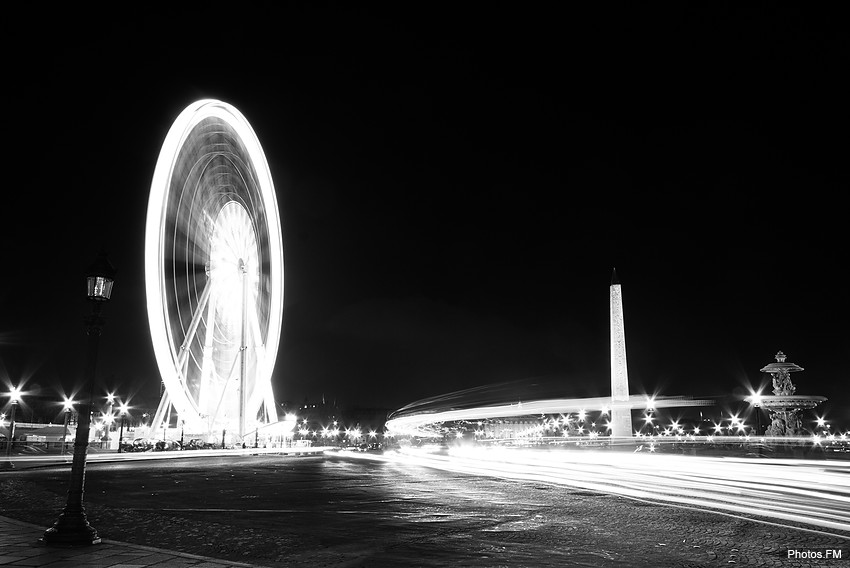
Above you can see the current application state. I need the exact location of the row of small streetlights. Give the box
[294,419,385,443]
[2,389,134,455]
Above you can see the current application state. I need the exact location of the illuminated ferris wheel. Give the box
[145,99,284,440]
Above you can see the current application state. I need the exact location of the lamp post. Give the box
[745,391,764,435]
[102,412,114,449]
[4,386,22,460]
[43,251,116,546]
[117,403,128,453]
[754,400,762,436]
[61,397,75,456]
[105,393,115,448]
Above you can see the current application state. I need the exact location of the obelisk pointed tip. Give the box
[611,267,619,286]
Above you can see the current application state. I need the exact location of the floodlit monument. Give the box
[144,100,286,444]
[752,351,826,437]
[609,269,634,438]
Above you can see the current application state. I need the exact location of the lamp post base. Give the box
[42,511,101,546]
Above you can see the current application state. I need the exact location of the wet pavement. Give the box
[1,451,848,567]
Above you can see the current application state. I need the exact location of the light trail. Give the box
[346,447,850,536]
[385,394,713,436]
[0,445,330,470]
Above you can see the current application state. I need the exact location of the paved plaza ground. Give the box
[1,452,848,567]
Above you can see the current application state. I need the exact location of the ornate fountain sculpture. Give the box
[749,351,826,437]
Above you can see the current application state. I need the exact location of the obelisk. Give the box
[609,268,633,438]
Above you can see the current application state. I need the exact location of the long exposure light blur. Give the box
[145,99,284,436]
[349,446,850,535]
[385,395,712,437]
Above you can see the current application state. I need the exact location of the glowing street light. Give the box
[103,392,116,444]
[61,397,75,456]
[43,251,116,546]
[4,386,23,460]
[117,403,129,453]
[746,390,764,435]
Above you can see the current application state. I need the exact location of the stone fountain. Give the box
[747,351,826,437]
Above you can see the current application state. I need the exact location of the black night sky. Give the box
[3,6,848,426]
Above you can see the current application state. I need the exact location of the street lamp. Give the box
[105,393,115,445]
[102,412,114,448]
[747,391,763,435]
[117,403,129,453]
[62,397,75,456]
[43,250,116,546]
[4,386,22,459]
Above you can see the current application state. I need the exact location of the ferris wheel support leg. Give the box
[150,390,172,435]
[239,262,249,440]
[245,297,277,425]
[175,279,212,372]
[160,281,210,424]
[264,381,278,423]
[197,290,218,417]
